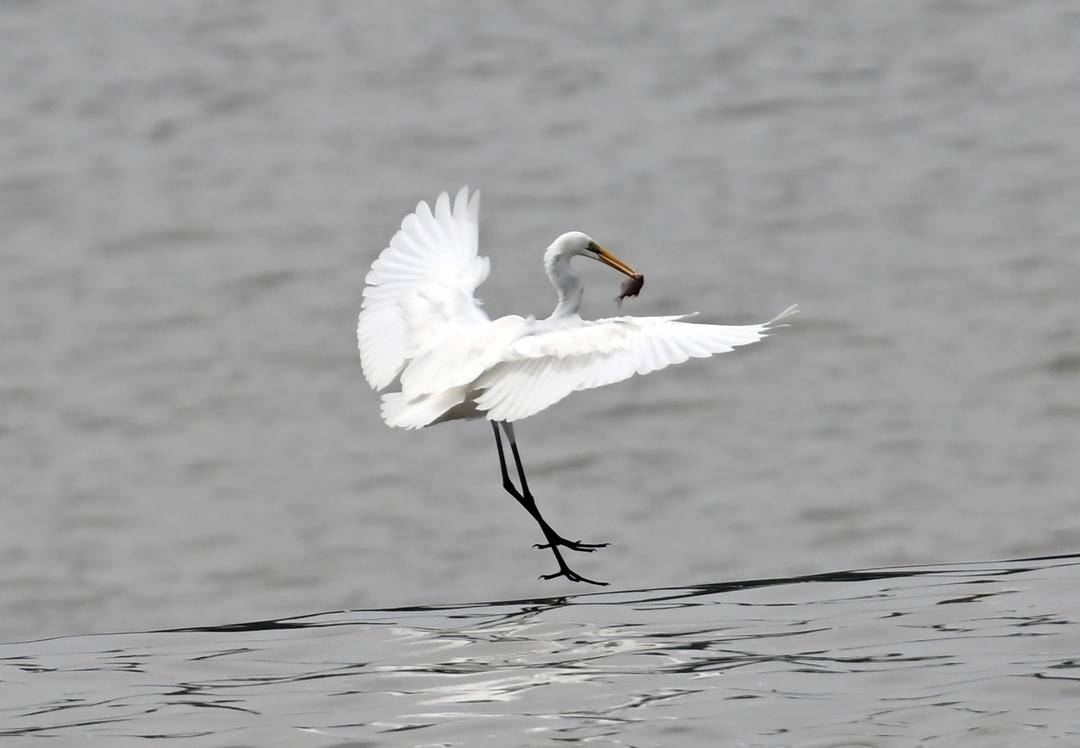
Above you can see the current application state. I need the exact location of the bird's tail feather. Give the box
[380,387,468,429]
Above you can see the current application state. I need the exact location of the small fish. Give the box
[616,273,644,306]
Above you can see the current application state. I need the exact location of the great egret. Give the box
[358,187,796,585]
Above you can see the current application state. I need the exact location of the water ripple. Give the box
[1,554,1078,745]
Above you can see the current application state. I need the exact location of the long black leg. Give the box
[492,422,607,586]
[499,421,609,553]
[503,424,609,553]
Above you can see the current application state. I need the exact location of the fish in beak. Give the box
[587,240,645,305]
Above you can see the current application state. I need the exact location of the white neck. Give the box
[545,253,583,319]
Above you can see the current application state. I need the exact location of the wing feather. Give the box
[358,187,490,390]
[474,308,797,422]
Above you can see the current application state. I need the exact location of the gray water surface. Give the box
[2,0,1078,652]
[3,554,1078,746]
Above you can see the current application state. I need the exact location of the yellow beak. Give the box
[589,241,639,278]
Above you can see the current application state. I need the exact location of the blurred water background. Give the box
[1,0,1078,661]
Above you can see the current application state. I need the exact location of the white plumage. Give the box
[358,186,796,429]
[356,186,796,586]
[357,187,490,392]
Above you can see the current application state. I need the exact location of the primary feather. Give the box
[357,186,489,390]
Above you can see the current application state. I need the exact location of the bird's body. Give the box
[359,187,795,430]
[358,187,796,584]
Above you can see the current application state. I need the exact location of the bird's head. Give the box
[545,231,639,279]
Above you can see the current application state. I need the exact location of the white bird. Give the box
[358,187,796,585]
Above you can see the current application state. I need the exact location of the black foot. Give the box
[534,537,610,553]
[540,565,609,586]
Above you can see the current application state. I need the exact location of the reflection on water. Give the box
[3,553,1078,745]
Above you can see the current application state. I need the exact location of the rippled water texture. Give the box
[3,554,1079,745]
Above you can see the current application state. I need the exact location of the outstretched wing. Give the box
[358,187,490,390]
[473,305,798,422]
